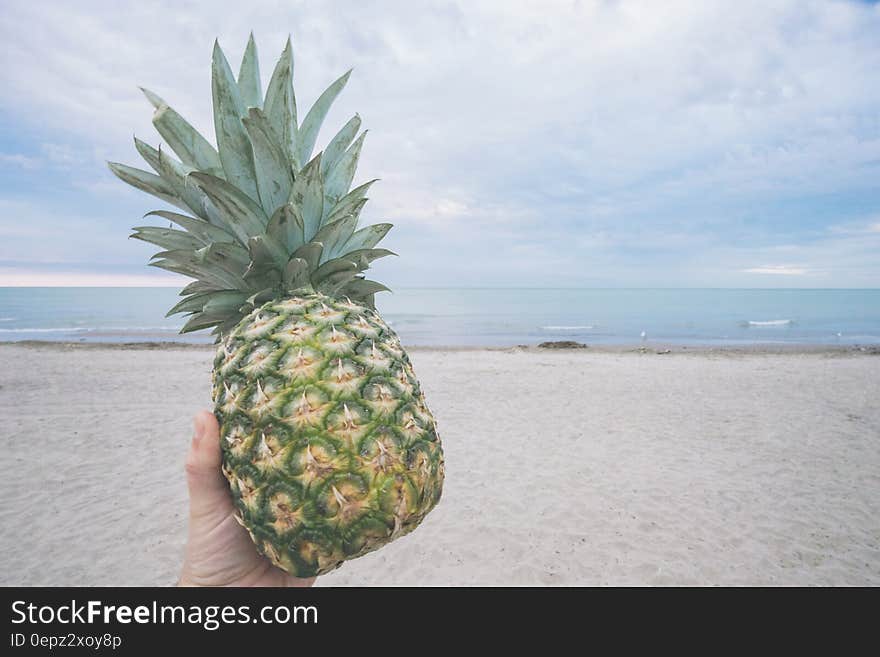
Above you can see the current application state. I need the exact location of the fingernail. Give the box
[192,415,206,444]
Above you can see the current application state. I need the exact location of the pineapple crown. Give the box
[109,34,393,338]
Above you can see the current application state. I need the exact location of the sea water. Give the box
[0,287,878,346]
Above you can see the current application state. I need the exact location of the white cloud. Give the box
[0,143,96,172]
[41,142,89,168]
[1,0,879,286]
[0,153,40,169]
[5,1,879,185]
[742,265,809,275]
[828,216,880,236]
[0,268,182,287]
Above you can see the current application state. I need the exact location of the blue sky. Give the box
[1,0,879,288]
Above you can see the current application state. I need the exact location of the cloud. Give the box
[0,267,181,287]
[0,0,879,287]
[0,153,40,170]
[742,265,809,275]
[41,143,89,168]
[0,143,95,172]
[828,216,880,235]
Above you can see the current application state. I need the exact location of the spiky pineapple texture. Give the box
[216,294,443,576]
[110,35,444,577]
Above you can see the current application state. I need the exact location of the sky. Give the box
[1,0,879,288]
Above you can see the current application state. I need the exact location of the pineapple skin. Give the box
[212,293,444,577]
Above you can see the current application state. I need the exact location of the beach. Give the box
[1,342,878,586]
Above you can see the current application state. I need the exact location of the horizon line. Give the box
[2,285,879,291]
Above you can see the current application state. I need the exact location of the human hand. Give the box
[178,411,315,587]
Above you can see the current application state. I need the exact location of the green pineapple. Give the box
[109,35,444,577]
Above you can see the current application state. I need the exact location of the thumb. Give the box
[185,410,233,519]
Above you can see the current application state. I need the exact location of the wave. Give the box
[0,317,16,322]
[541,325,594,331]
[0,327,83,333]
[0,325,182,334]
[743,319,794,327]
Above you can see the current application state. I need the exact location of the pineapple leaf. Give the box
[107,162,187,211]
[343,248,396,270]
[187,172,269,245]
[289,154,324,242]
[296,69,352,167]
[154,244,246,279]
[140,87,166,109]
[118,37,393,316]
[313,214,358,262]
[202,198,236,233]
[291,242,323,272]
[166,290,246,317]
[338,278,391,298]
[243,262,282,289]
[324,131,366,209]
[180,280,223,296]
[155,148,210,221]
[263,37,298,169]
[205,242,251,270]
[167,293,214,316]
[180,310,227,333]
[342,222,392,252]
[213,313,248,337]
[321,114,361,179]
[245,287,278,306]
[203,291,250,314]
[133,136,165,170]
[242,107,293,216]
[237,32,262,109]
[248,234,289,269]
[324,179,377,225]
[131,226,204,251]
[150,258,245,291]
[267,203,305,253]
[316,270,360,295]
[145,210,237,245]
[283,256,310,290]
[212,40,259,202]
[134,138,208,220]
[325,198,367,230]
[140,88,224,177]
[154,245,247,280]
[312,257,357,285]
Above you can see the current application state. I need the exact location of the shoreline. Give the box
[2,340,879,356]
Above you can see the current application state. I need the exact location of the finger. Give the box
[185,410,233,518]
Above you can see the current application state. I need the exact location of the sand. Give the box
[0,342,878,586]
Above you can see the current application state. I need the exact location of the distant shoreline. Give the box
[3,288,879,347]
[2,340,878,356]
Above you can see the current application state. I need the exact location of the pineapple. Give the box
[109,35,444,577]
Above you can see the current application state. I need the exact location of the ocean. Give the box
[0,287,878,346]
